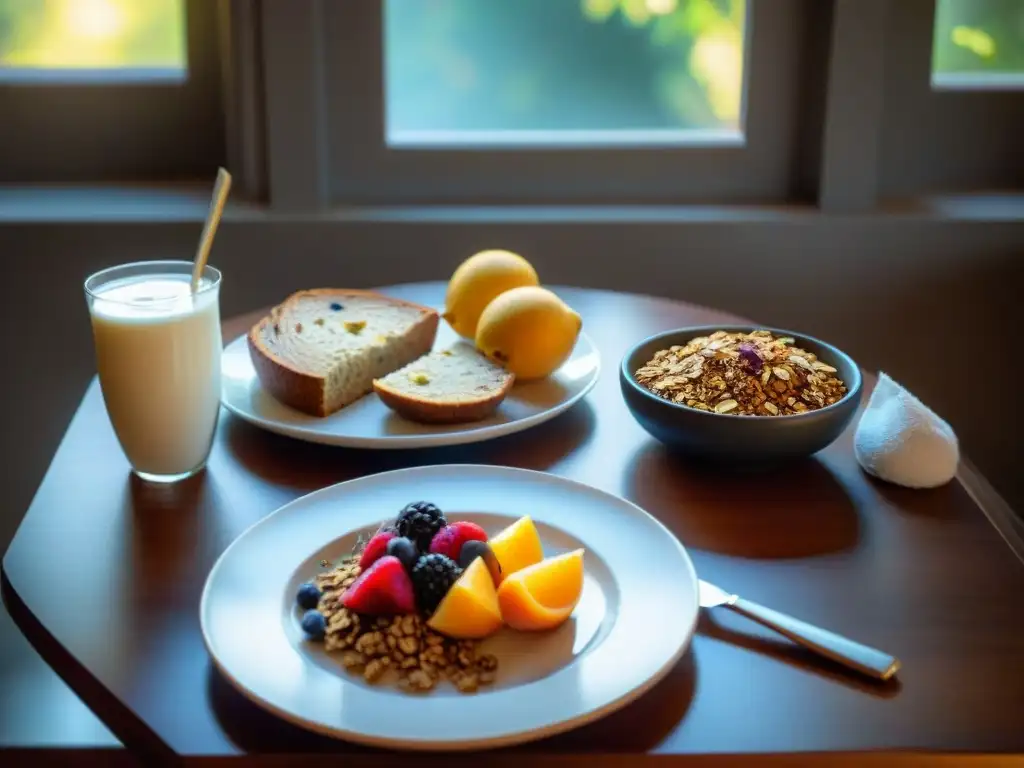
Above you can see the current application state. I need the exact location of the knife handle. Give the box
[728,598,900,681]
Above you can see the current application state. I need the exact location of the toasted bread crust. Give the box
[247,289,440,417]
[372,372,514,424]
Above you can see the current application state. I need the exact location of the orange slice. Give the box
[496,549,584,631]
[427,557,503,639]
[488,515,544,584]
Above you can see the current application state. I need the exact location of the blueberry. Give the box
[295,581,321,610]
[329,302,343,311]
[386,536,418,571]
[458,540,490,570]
[301,609,327,640]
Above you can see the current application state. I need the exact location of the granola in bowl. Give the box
[633,329,848,416]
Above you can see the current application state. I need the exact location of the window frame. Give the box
[6,0,1017,211]
[0,0,225,184]
[308,0,813,206]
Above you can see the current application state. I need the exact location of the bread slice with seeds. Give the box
[248,289,439,417]
[373,343,514,424]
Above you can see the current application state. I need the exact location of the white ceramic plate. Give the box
[200,464,699,751]
[220,318,600,449]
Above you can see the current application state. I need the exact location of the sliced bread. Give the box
[248,289,439,417]
[373,343,515,424]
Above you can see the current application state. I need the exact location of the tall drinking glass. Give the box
[84,260,223,483]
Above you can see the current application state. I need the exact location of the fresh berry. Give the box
[301,609,327,639]
[395,501,447,550]
[341,555,416,615]
[386,536,418,571]
[458,539,502,578]
[429,521,488,562]
[358,530,397,570]
[411,553,462,615]
[295,582,322,610]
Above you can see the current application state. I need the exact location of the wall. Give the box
[1,212,1021,553]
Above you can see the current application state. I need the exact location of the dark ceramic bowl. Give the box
[620,325,863,462]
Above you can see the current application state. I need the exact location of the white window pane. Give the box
[932,0,1024,88]
[384,0,746,146]
[0,0,185,82]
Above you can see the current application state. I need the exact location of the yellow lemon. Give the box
[443,249,539,340]
[475,286,582,380]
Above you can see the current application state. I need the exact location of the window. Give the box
[320,0,811,205]
[0,0,223,183]
[0,0,186,82]
[932,0,1024,88]
[383,0,745,146]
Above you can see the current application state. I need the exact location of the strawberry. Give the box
[341,556,415,615]
[428,521,488,562]
[358,530,396,570]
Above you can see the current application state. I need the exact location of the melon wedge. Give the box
[488,515,543,584]
[497,548,584,631]
[427,557,503,639]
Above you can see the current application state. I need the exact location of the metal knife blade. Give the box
[698,579,737,608]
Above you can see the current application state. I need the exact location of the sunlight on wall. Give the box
[0,0,184,69]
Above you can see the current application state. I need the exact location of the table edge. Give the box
[0,569,174,761]
[958,457,1024,565]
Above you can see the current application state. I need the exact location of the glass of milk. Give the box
[85,260,223,483]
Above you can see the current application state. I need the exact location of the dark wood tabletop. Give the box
[4,283,1024,764]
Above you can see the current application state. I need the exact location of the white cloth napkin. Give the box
[853,372,959,489]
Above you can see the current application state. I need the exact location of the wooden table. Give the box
[4,283,1024,765]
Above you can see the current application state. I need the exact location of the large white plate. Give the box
[200,464,699,751]
[220,317,600,449]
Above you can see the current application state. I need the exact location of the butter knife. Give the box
[699,579,900,681]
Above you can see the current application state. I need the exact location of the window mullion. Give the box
[260,0,330,211]
[818,0,889,213]
[219,0,266,203]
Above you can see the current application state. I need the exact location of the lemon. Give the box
[475,286,582,380]
[443,249,539,340]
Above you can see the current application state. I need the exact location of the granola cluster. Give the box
[634,330,847,416]
[315,558,498,693]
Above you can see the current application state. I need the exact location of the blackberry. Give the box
[395,501,446,551]
[411,553,462,614]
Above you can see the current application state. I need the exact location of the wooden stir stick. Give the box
[191,167,232,294]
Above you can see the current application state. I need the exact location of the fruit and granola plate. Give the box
[200,464,699,750]
[295,501,585,694]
